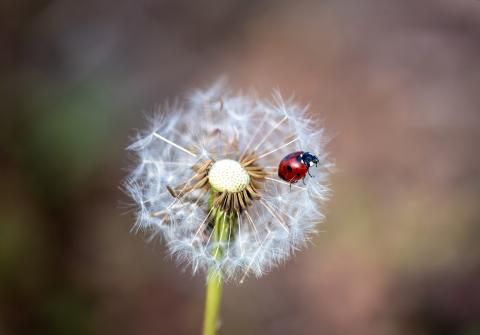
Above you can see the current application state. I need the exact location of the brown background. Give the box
[1,0,479,334]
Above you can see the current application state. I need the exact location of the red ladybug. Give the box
[278,151,319,184]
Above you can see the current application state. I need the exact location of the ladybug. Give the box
[278,151,319,184]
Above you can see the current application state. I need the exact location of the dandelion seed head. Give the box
[125,81,331,282]
[208,159,250,193]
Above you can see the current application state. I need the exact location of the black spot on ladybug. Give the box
[287,165,293,171]
[296,173,301,177]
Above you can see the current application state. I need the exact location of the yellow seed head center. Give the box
[208,159,250,193]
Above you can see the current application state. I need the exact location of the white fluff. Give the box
[125,82,331,282]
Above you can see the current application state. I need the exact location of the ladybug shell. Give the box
[278,151,308,183]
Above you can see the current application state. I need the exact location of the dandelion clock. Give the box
[125,81,331,335]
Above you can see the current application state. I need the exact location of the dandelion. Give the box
[125,81,331,335]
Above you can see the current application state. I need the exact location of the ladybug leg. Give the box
[307,170,315,178]
[302,178,306,185]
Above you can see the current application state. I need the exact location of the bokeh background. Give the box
[1,0,480,334]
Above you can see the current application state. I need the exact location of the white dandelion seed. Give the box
[125,82,331,282]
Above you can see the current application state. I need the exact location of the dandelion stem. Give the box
[203,268,223,335]
[202,193,234,335]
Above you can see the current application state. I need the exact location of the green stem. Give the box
[202,196,233,335]
[203,267,223,335]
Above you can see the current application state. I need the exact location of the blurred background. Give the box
[1,0,479,334]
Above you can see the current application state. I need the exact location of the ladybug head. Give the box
[302,152,319,167]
